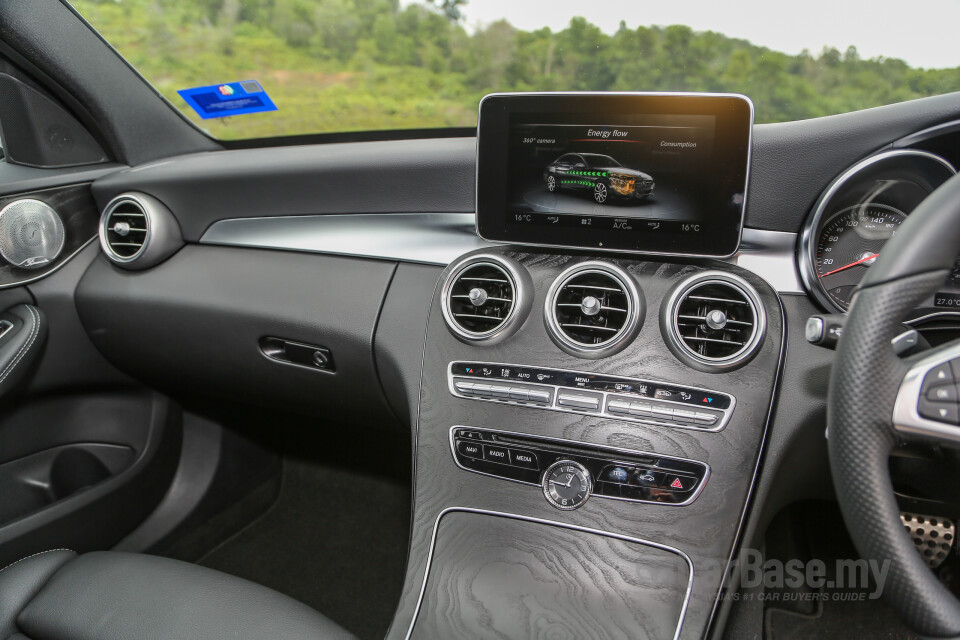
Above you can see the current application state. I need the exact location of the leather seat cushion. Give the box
[0,550,356,640]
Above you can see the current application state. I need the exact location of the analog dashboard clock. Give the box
[541,460,592,510]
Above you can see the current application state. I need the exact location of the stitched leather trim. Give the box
[0,549,73,575]
[0,306,40,387]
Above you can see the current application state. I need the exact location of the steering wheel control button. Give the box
[922,363,955,393]
[556,390,602,411]
[482,444,510,464]
[661,474,697,492]
[455,440,483,460]
[509,449,539,470]
[926,384,959,403]
[918,398,960,425]
[542,460,592,510]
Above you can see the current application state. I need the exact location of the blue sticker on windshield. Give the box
[177,80,277,119]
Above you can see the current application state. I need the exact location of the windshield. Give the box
[72,0,960,141]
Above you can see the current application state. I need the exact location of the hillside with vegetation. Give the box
[73,0,960,139]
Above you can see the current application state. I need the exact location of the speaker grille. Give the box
[0,199,65,269]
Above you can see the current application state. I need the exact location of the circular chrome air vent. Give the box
[545,261,643,358]
[662,271,765,371]
[99,192,183,270]
[441,255,529,342]
[101,195,150,262]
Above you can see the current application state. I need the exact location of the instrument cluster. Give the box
[799,149,959,318]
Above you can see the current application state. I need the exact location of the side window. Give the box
[556,155,573,167]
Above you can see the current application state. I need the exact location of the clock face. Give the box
[542,460,592,510]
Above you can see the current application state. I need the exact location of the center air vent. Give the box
[441,255,530,343]
[663,271,766,371]
[545,262,643,358]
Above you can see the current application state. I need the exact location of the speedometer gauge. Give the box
[799,149,956,313]
[815,204,906,311]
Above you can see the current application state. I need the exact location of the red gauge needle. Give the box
[820,253,879,277]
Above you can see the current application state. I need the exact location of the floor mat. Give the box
[764,502,922,640]
[198,456,411,640]
[766,596,920,640]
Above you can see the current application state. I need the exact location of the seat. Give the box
[0,549,357,640]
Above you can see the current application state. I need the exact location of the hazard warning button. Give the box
[661,474,698,493]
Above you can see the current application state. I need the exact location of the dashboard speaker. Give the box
[0,198,65,269]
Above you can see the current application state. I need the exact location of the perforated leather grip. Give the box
[830,271,960,635]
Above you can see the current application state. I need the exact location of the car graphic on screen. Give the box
[544,153,655,204]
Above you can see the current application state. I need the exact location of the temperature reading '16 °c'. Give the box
[814,203,906,311]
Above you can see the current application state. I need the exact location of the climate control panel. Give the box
[451,427,709,507]
[448,362,734,431]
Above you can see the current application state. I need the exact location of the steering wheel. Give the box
[829,173,960,636]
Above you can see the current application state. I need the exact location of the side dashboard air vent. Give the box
[663,271,766,371]
[545,262,643,358]
[441,255,531,343]
[102,197,149,260]
[99,193,183,271]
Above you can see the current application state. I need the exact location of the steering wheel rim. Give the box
[829,172,960,636]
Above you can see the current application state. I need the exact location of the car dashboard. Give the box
[4,88,960,640]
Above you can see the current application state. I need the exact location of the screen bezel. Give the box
[475,92,754,258]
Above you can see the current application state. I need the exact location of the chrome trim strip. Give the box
[798,149,956,313]
[704,293,788,636]
[907,311,960,325]
[893,341,960,445]
[475,91,754,260]
[403,506,695,640]
[447,426,712,508]
[200,212,498,266]
[0,236,97,290]
[446,361,736,433]
[732,228,802,293]
[199,214,804,293]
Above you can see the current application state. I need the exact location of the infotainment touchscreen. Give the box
[476,93,753,257]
